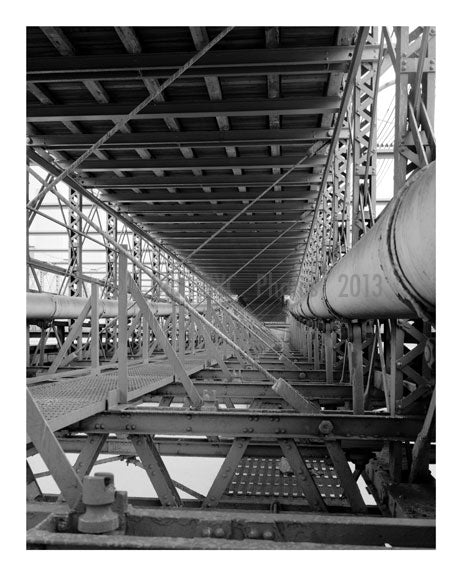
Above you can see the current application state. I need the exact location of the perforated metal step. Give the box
[226,456,347,506]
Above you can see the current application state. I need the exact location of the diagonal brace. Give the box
[325,440,368,514]
[202,438,249,508]
[129,434,181,507]
[128,274,202,408]
[27,389,83,509]
[279,439,326,511]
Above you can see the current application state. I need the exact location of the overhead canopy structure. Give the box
[26,26,372,321]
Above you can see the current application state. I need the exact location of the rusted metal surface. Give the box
[26,505,435,549]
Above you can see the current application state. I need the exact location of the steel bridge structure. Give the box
[26,25,436,549]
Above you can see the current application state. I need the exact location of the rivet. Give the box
[263,530,274,540]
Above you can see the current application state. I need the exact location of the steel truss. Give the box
[26,25,435,550]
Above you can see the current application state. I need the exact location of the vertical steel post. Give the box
[325,321,333,384]
[69,188,83,359]
[394,26,409,193]
[90,282,100,374]
[105,212,118,355]
[178,276,185,361]
[307,324,313,364]
[313,325,320,370]
[351,322,365,414]
[142,317,149,364]
[118,250,129,403]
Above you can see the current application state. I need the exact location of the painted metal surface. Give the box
[27,291,209,320]
[289,162,435,320]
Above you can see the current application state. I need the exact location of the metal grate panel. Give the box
[28,351,209,431]
[226,456,346,506]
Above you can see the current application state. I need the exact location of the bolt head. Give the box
[214,527,226,538]
[318,420,334,435]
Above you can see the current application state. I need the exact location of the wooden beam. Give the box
[81,172,330,188]
[117,201,315,213]
[99,189,320,203]
[28,128,349,150]
[27,98,341,123]
[27,45,380,82]
[73,154,327,172]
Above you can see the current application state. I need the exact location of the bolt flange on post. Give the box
[78,472,119,534]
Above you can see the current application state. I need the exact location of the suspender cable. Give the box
[217,218,308,287]
[184,143,328,261]
[245,270,292,311]
[238,253,295,300]
[26,26,234,211]
[294,27,369,296]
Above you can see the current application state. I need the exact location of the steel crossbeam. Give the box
[72,409,426,441]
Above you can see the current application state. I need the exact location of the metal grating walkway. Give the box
[28,351,210,432]
[226,457,346,507]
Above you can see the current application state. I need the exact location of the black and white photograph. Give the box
[2,1,453,564]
